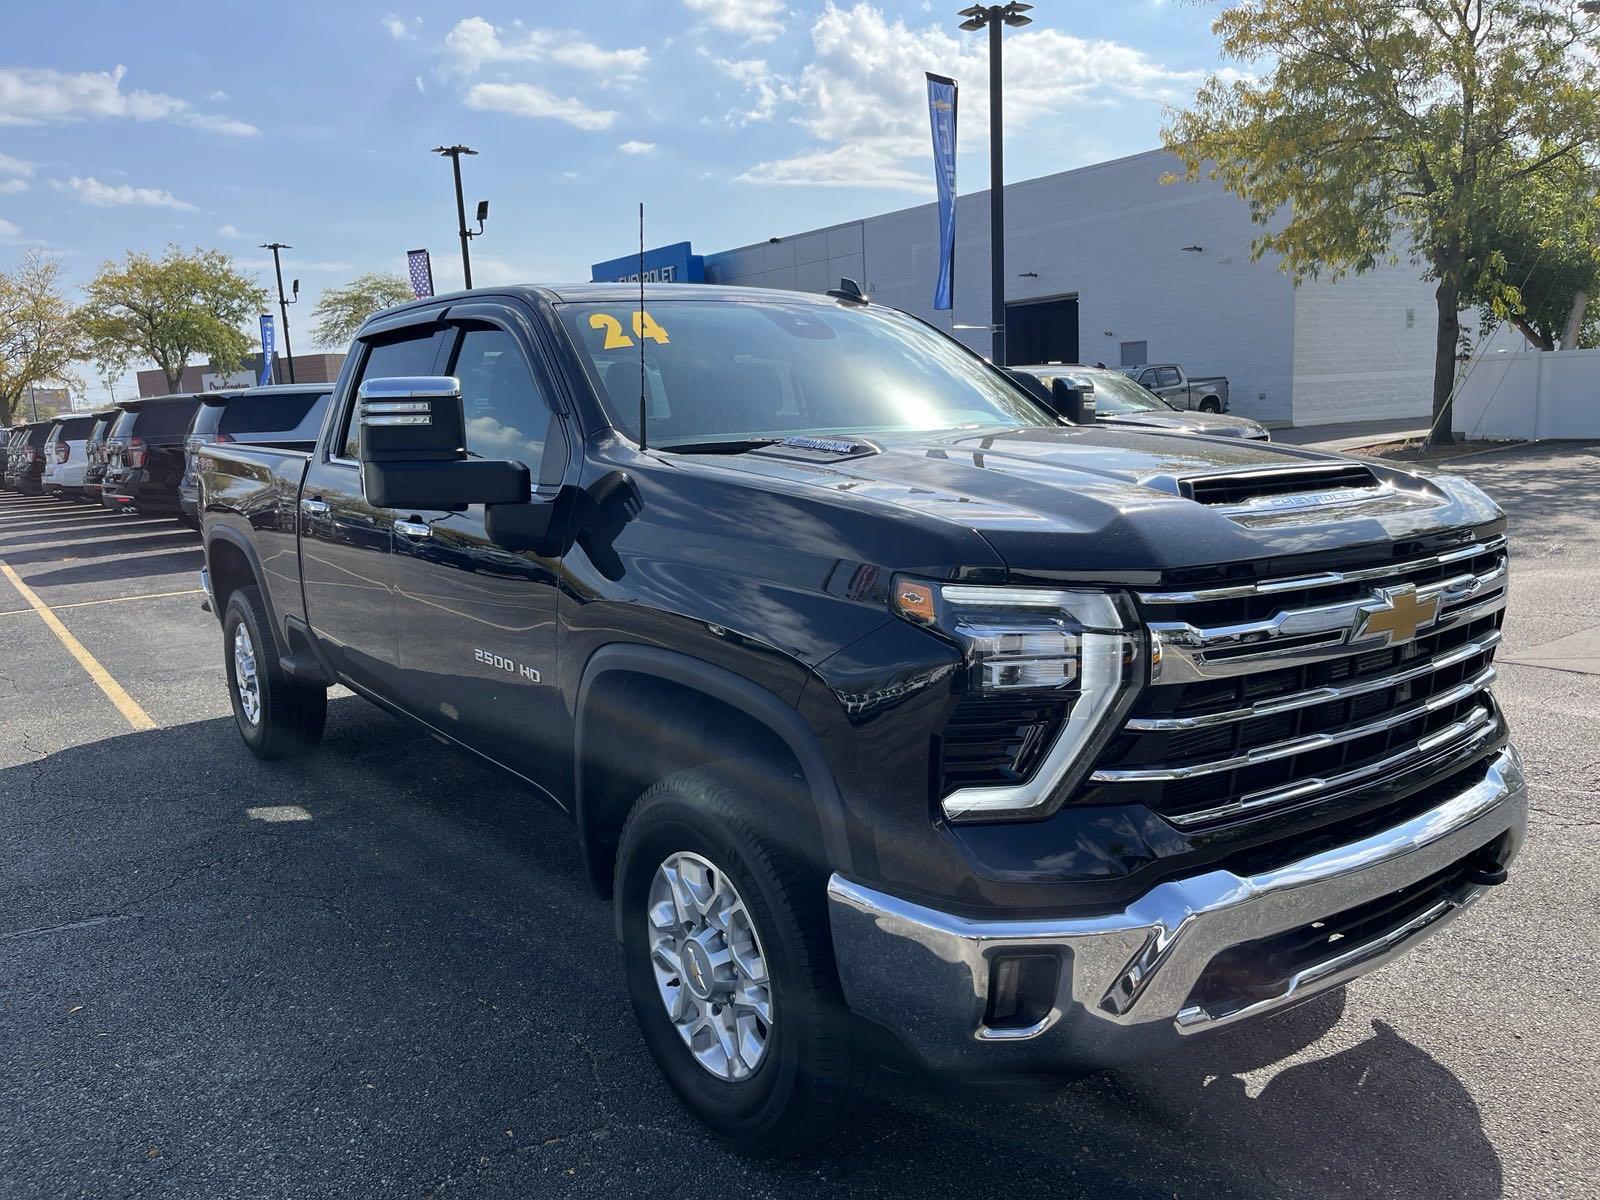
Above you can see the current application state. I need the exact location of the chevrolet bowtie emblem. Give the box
[1354,584,1440,647]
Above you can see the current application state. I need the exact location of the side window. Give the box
[339,327,447,459]
[448,326,552,484]
[1138,369,1158,389]
[1157,367,1182,389]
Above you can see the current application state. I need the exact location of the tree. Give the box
[0,250,85,426]
[310,272,415,349]
[1470,160,1600,350]
[1165,1,1600,443]
[79,246,265,393]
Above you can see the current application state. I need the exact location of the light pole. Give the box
[432,145,490,289]
[958,2,1032,366]
[260,242,299,383]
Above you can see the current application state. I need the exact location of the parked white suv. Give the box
[41,414,98,501]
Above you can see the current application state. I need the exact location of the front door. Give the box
[388,317,570,804]
[299,322,448,696]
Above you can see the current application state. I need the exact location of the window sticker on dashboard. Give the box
[587,311,670,349]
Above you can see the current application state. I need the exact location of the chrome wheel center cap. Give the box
[682,939,715,1000]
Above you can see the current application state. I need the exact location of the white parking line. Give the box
[0,587,204,619]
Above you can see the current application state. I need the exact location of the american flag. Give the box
[406,249,434,299]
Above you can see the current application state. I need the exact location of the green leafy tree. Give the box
[310,272,416,350]
[0,249,85,426]
[79,246,265,393]
[1165,1,1600,443]
[1470,160,1600,350]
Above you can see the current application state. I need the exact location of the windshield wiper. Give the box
[655,438,784,455]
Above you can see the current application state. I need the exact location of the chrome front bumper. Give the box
[828,747,1526,1076]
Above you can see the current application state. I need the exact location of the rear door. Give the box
[388,306,572,800]
[299,320,448,696]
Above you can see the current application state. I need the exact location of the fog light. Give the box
[985,953,1060,1030]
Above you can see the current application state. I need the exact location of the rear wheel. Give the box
[615,766,867,1156]
[223,584,326,759]
[1199,397,1222,413]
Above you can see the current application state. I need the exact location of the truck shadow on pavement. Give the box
[0,699,1502,1200]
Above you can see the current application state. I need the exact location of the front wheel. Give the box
[615,767,866,1155]
[223,584,326,759]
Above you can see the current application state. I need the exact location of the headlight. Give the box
[892,578,1142,821]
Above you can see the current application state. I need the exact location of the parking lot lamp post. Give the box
[958,2,1032,366]
[259,243,298,384]
[432,145,489,290]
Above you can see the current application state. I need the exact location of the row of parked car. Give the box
[1,385,331,525]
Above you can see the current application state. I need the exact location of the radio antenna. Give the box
[637,201,648,453]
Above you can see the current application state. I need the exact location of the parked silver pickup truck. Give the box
[1122,363,1230,413]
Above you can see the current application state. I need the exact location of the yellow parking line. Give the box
[0,560,158,731]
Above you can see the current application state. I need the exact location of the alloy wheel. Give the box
[233,623,261,727]
[646,850,773,1081]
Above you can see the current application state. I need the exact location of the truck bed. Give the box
[200,442,312,645]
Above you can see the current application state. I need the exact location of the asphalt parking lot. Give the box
[2,444,1597,1200]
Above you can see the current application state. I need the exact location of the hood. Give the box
[672,426,1501,582]
[1098,411,1268,440]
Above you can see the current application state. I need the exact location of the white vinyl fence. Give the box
[1452,346,1600,440]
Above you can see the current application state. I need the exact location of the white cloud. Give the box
[0,217,19,237]
[238,256,354,272]
[618,139,656,154]
[58,175,197,211]
[738,142,928,191]
[683,0,785,43]
[0,65,257,135]
[0,179,26,194]
[464,82,617,130]
[443,17,648,80]
[382,14,417,41]
[700,51,792,122]
[218,223,241,238]
[0,151,35,177]
[734,3,1221,191]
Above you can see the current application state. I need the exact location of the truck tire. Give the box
[223,584,326,760]
[1199,396,1222,413]
[614,766,867,1156]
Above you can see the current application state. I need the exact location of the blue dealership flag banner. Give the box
[407,248,435,299]
[926,72,958,311]
[258,314,275,386]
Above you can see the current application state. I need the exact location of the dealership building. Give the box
[593,149,1439,428]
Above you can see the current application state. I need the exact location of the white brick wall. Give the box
[1290,257,1438,425]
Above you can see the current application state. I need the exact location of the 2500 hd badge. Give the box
[200,282,1524,1156]
[474,647,541,682]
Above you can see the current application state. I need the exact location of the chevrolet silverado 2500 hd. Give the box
[199,284,1524,1155]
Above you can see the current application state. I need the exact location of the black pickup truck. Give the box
[199,284,1524,1155]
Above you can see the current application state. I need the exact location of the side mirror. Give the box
[356,376,530,509]
[1051,376,1097,424]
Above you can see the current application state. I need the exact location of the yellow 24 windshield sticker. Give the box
[589,311,669,349]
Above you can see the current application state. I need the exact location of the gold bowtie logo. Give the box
[1355,584,1440,647]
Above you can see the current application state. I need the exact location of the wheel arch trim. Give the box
[573,643,854,892]
[204,522,286,655]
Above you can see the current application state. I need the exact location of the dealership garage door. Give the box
[1007,296,1079,365]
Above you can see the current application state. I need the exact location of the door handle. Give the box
[301,497,330,515]
[394,519,431,539]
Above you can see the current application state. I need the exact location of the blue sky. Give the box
[1,1,1229,401]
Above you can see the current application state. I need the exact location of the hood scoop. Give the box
[1174,463,1389,513]
[758,436,882,462]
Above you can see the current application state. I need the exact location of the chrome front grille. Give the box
[1092,534,1509,829]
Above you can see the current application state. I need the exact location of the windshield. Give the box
[1027,369,1173,416]
[558,298,1055,445]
